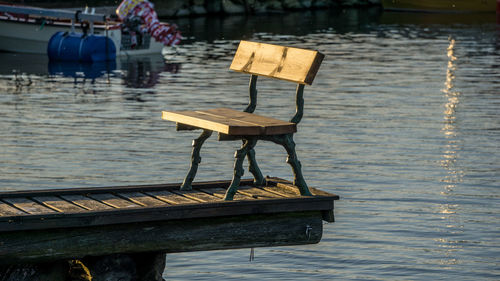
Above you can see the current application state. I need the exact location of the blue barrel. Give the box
[47,32,116,62]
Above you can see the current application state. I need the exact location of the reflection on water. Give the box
[48,60,117,81]
[120,57,180,89]
[0,52,180,98]
[1,8,499,281]
[173,8,497,43]
[441,37,463,194]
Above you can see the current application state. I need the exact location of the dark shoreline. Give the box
[7,0,381,18]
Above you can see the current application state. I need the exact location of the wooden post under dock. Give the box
[0,177,338,280]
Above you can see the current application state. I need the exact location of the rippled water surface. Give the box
[0,9,499,280]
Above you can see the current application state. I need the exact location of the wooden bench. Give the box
[162,40,324,200]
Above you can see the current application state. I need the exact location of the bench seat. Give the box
[162,107,297,136]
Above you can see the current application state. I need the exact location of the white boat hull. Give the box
[0,18,164,56]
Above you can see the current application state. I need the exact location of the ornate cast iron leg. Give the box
[247,146,265,186]
[180,129,212,191]
[282,134,312,196]
[225,138,257,200]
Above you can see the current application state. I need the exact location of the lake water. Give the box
[0,8,499,280]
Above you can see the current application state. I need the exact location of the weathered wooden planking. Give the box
[0,202,26,216]
[0,211,323,264]
[87,193,141,209]
[33,196,87,213]
[174,190,220,203]
[162,108,296,136]
[0,178,338,232]
[60,195,113,211]
[144,190,198,205]
[0,196,335,232]
[264,178,338,222]
[265,177,339,198]
[162,110,250,134]
[199,187,254,201]
[230,40,324,85]
[206,108,296,135]
[0,179,255,199]
[202,108,295,131]
[261,185,299,198]
[276,182,334,197]
[237,186,285,199]
[2,197,56,214]
[116,192,168,207]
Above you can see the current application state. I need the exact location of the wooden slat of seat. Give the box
[162,108,296,136]
[202,108,297,135]
[230,41,324,85]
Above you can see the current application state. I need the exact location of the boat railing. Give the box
[0,4,109,34]
[0,4,106,23]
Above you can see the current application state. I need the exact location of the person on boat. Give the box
[116,0,181,47]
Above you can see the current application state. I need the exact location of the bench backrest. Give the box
[230,41,324,85]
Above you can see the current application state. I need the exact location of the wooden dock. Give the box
[0,177,338,265]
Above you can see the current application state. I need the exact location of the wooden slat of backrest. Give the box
[230,41,324,85]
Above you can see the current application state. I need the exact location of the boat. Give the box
[381,0,496,13]
[0,4,164,57]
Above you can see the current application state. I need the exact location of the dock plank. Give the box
[144,190,197,205]
[117,192,168,207]
[275,182,333,197]
[261,185,300,198]
[175,190,220,203]
[33,196,88,213]
[2,198,56,214]
[60,195,113,211]
[264,177,338,199]
[88,193,141,209]
[199,187,254,201]
[0,201,27,216]
[238,185,286,199]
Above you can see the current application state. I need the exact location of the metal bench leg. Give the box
[180,129,212,191]
[281,134,313,196]
[225,138,257,200]
[247,146,265,186]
